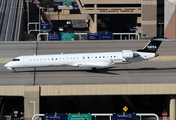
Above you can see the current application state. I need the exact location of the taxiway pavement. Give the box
[0,40,175,85]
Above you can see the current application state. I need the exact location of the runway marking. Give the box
[151,56,176,60]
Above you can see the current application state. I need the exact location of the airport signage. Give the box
[143,34,146,38]
[54,2,78,8]
[130,29,137,31]
[63,2,72,6]
[61,33,75,41]
[87,33,100,40]
[68,114,91,120]
[100,33,113,40]
[162,112,168,117]
[54,2,62,7]
[49,33,61,41]
[113,113,136,120]
[72,2,78,8]
[87,33,113,40]
[45,114,68,120]
[40,23,51,31]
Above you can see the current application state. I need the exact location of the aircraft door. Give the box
[23,56,28,66]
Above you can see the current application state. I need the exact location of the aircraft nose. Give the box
[4,62,12,70]
[4,63,8,67]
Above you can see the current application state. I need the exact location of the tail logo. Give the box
[147,45,157,49]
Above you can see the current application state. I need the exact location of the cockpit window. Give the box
[12,59,20,61]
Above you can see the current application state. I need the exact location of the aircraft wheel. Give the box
[91,68,97,72]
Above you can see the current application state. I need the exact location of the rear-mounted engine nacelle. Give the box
[122,50,139,59]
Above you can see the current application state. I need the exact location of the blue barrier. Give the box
[45,114,68,120]
[113,113,136,120]
[87,33,113,40]
[49,33,61,41]
[87,33,100,40]
[100,33,113,40]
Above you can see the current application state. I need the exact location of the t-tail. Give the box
[137,37,170,53]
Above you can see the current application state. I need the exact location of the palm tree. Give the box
[44,0,51,10]
[44,0,51,21]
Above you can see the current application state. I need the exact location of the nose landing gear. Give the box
[13,68,16,73]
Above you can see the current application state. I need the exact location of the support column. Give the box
[89,4,97,33]
[93,4,97,33]
[170,96,176,120]
[94,14,97,33]
[89,16,94,33]
[24,86,40,120]
[141,0,157,38]
[89,14,97,33]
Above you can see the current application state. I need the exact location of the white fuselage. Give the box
[4,51,156,70]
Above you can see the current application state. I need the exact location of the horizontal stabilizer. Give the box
[153,38,171,41]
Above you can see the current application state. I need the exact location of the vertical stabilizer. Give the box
[137,37,169,53]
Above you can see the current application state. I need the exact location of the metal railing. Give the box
[113,33,139,40]
[32,113,159,120]
[28,22,40,34]
[28,22,52,34]
[36,32,139,41]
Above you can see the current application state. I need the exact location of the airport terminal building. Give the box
[39,0,159,38]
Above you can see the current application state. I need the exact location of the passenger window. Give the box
[88,57,89,59]
[56,58,57,60]
[99,56,101,58]
[52,58,53,60]
[77,57,79,59]
[111,56,112,58]
[83,57,85,59]
[114,56,116,58]
[103,56,105,58]
[95,56,97,58]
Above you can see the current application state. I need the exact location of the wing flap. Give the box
[78,64,106,68]
[78,61,114,68]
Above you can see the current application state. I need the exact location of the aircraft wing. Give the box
[77,61,114,68]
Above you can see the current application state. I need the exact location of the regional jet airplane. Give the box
[4,37,170,73]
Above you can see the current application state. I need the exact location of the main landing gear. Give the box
[13,68,16,73]
[91,68,97,72]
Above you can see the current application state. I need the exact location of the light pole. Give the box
[30,101,35,116]
[159,23,164,37]
[39,7,44,40]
